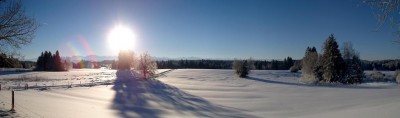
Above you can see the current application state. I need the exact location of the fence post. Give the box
[10,90,15,112]
[25,84,28,90]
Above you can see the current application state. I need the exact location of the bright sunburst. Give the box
[107,25,136,53]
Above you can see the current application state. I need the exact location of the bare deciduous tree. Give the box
[301,47,319,83]
[137,52,157,79]
[0,0,38,53]
[364,0,400,43]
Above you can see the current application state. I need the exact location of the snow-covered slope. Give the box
[160,69,400,118]
[0,69,399,118]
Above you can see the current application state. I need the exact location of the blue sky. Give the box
[19,0,400,60]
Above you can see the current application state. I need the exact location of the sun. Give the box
[107,25,136,53]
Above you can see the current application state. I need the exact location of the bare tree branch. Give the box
[364,0,400,43]
[0,0,38,53]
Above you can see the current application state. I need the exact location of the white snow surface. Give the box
[0,69,399,118]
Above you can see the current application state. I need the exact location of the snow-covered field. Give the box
[0,69,399,118]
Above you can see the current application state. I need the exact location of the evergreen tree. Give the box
[54,50,65,71]
[117,50,134,70]
[347,55,364,83]
[271,60,279,70]
[35,50,66,71]
[342,42,363,84]
[320,34,345,83]
[35,52,43,70]
[285,56,294,69]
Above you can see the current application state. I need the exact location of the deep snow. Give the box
[0,69,399,118]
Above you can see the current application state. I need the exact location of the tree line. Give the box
[0,53,35,68]
[156,57,298,70]
[35,50,65,71]
[72,60,100,69]
[362,60,400,71]
[0,53,23,68]
[155,58,400,71]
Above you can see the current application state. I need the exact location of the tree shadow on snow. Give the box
[111,70,257,118]
[0,110,19,118]
[246,76,387,89]
[0,69,32,76]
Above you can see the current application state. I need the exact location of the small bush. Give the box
[289,66,298,73]
[394,70,400,79]
[370,70,385,80]
[232,59,251,78]
[396,74,400,84]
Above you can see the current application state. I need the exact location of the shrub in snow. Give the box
[370,69,385,80]
[289,66,298,73]
[396,74,400,84]
[232,59,253,78]
[301,46,319,83]
[395,70,400,79]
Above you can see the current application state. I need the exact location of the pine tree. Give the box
[54,50,65,71]
[285,56,294,69]
[35,52,44,71]
[348,55,363,83]
[341,42,363,84]
[35,50,66,71]
[117,50,135,70]
[320,34,345,83]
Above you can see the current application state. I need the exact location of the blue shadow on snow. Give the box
[111,70,258,118]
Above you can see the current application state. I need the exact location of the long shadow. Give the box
[111,70,257,118]
[0,69,32,76]
[246,76,387,89]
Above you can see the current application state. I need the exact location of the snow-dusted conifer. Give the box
[232,58,253,78]
[341,42,363,84]
[320,34,345,83]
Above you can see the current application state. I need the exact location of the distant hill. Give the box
[67,55,117,63]
[66,56,208,62]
